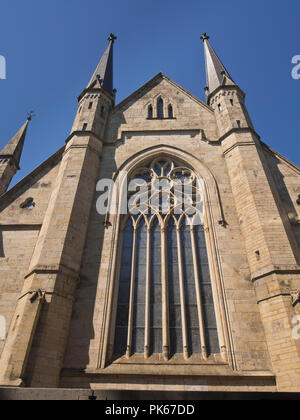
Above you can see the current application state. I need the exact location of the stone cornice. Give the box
[25,263,80,281]
[220,127,260,146]
[0,224,41,230]
[251,265,300,283]
[223,141,257,156]
[65,130,104,145]
[78,86,114,103]
[207,84,246,105]
[117,128,203,142]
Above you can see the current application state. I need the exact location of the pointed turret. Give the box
[87,33,117,97]
[0,120,29,169]
[201,33,235,98]
[0,115,32,195]
[200,33,253,137]
[71,34,117,141]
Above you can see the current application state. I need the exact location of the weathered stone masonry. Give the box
[0,33,299,394]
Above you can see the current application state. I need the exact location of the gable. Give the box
[0,148,63,226]
[106,74,219,143]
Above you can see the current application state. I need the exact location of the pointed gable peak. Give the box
[113,72,212,114]
[87,33,117,96]
[0,118,31,168]
[201,33,235,96]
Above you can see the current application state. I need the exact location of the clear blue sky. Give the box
[0,0,299,187]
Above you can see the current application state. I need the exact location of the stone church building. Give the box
[0,33,299,398]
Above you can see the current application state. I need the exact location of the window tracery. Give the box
[113,158,220,361]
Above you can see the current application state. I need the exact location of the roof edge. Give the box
[0,146,65,204]
[261,141,300,174]
[113,73,214,114]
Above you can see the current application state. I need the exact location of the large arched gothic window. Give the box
[113,158,220,361]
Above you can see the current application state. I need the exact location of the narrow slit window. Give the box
[148,105,153,119]
[157,98,164,119]
[83,123,88,131]
[168,105,174,119]
[88,102,93,110]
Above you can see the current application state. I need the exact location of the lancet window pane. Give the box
[132,218,147,354]
[148,105,153,119]
[181,217,201,355]
[157,98,164,119]
[167,218,182,355]
[149,218,162,354]
[194,225,219,355]
[114,218,133,356]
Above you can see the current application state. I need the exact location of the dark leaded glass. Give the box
[194,225,219,356]
[168,218,183,355]
[114,218,133,356]
[150,218,162,355]
[157,98,164,119]
[181,217,201,356]
[132,218,147,353]
[148,105,153,119]
[115,159,221,360]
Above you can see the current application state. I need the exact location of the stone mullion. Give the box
[161,226,169,361]
[190,226,207,360]
[144,227,151,359]
[176,227,189,360]
[126,226,137,358]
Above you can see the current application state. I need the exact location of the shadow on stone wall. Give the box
[61,151,119,371]
[262,145,300,254]
[0,231,4,258]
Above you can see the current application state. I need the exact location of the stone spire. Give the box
[201,33,235,96]
[0,116,31,169]
[0,115,32,195]
[87,33,117,97]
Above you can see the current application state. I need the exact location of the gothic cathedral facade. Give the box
[0,33,299,396]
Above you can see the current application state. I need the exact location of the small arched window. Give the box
[157,98,164,119]
[148,105,153,119]
[168,104,174,119]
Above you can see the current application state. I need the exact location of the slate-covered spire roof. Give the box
[0,117,31,169]
[87,33,117,96]
[201,33,235,95]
